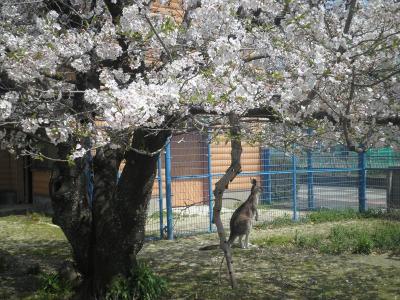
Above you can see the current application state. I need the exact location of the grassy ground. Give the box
[0,211,399,299]
[0,213,71,299]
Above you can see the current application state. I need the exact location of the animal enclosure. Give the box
[143,133,400,239]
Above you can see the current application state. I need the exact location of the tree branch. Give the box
[243,53,270,63]
[343,0,357,35]
[212,112,241,289]
[143,14,173,62]
[339,0,357,54]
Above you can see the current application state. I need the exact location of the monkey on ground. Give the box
[228,178,262,249]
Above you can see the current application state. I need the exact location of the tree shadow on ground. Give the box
[1,215,399,299]
[140,235,400,300]
[0,240,70,299]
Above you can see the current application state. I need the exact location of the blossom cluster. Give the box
[0,0,399,158]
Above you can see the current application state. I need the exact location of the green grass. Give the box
[25,272,73,300]
[254,220,400,255]
[255,208,391,230]
[148,210,195,220]
[256,213,295,228]
[323,222,400,254]
[1,212,400,299]
[307,208,361,223]
[106,261,168,300]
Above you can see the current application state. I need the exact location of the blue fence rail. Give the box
[144,134,400,240]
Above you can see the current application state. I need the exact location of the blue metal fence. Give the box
[144,134,400,240]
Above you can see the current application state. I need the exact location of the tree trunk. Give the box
[50,129,170,299]
[213,113,242,288]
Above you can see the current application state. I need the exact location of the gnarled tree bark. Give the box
[212,113,242,288]
[50,128,171,299]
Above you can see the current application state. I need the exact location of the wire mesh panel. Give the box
[211,140,262,228]
[170,133,210,236]
[258,150,295,221]
[365,169,388,210]
[116,162,162,239]
[300,171,359,209]
[145,175,163,239]
[365,150,400,210]
[143,132,400,239]
[297,151,359,215]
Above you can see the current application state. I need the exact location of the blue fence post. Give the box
[207,132,214,232]
[358,150,367,213]
[307,149,315,210]
[157,157,164,239]
[261,148,272,204]
[292,154,298,220]
[165,140,174,240]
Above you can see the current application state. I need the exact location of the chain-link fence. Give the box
[145,133,400,239]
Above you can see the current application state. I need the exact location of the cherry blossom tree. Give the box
[0,0,399,297]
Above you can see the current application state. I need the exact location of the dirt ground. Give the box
[0,214,399,300]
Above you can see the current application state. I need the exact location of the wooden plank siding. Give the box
[145,1,184,66]
[0,151,30,204]
[4,138,262,207]
[32,170,51,197]
[210,142,261,191]
[0,150,18,192]
[156,135,262,207]
[151,0,184,22]
[170,133,208,207]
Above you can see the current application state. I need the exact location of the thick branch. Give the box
[103,0,125,25]
[339,0,357,54]
[343,0,357,35]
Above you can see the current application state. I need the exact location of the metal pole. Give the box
[261,148,272,204]
[157,157,164,239]
[292,154,298,220]
[358,151,367,213]
[307,149,315,210]
[165,141,174,240]
[207,132,213,232]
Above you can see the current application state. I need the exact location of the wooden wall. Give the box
[210,142,261,191]
[32,170,51,197]
[170,133,208,207]
[151,0,184,22]
[1,138,263,208]
[0,150,17,192]
[155,135,262,207]
[0,150,30,204]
